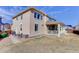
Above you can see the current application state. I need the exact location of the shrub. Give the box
[0,33,8,39]
[73,30,79,35]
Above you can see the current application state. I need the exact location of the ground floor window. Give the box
[20,24,22,31]
[35,24,38,31]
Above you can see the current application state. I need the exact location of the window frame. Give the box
[20,24,22,31]
[37,14,40,19]
[34,12,42,20]
[35,24,38,31]
[34,12,37,18]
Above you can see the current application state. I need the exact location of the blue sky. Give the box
[0,6,79,26]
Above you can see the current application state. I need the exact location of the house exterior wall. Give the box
[12,11,31,36]
[29,11,47,37]
[75,25,79,31]
[42,16,49,35]
[12,8,65,37]
[60,25,65,34]
[58,24,65,35]
[22,11,31,35]
[12,9,50,37]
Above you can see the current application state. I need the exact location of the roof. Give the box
[13,8,56,21]
[46,21,65,26]
[65,25,73,27]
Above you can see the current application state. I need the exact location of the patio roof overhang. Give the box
[46,21,65,26]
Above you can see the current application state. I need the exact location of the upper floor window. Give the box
[34,12,42,20]
[37,14,40,19]
[34,12,37,18]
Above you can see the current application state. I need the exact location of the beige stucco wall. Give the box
[43,16,49,35]
[12,10,53,37]
[12,10,62,37]
[22,11,31,35]
[29,11,45,37]
[12,11,31,36]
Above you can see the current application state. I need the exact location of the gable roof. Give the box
[12,7,56,21]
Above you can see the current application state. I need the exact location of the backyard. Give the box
[0,33,79,53]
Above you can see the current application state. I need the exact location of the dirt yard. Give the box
[0,33,79,53]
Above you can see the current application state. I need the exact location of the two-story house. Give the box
[12,8,65,38]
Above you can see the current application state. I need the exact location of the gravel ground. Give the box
[0,33,79,53]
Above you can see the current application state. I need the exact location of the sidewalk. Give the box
[0,35,13,48]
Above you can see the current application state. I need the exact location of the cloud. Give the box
[35,6,69,18]
[0,6,26,24]
[0,6,26,18]
[38,6,55,13]
[48,8,69,15]
[0,7,16,24]
[46,8,70,18]
[9,6,26,15]
[0,8,14,16]
[0,8,15,22]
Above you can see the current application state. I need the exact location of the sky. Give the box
[0,6,79,26]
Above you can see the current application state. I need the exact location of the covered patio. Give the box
[46,21,65,37]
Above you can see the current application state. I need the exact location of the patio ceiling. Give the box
[46,21,65,26]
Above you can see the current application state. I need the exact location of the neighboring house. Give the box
[2,23,12,34]
[0,16,12,33]
[2,23,12,31]
[0,16,4,31]
[72,25,79,35]
[12,8,66,37]
[75,25,79,31]
[64,25,74,33]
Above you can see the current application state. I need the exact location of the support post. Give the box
[58,24,60,37]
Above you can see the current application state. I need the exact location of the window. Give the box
[37,14,40,19]
[34,12,42,20]
[20,24,22,31]
[20,28,22,31]
[35,24,38,31]
[34,12,37,18]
